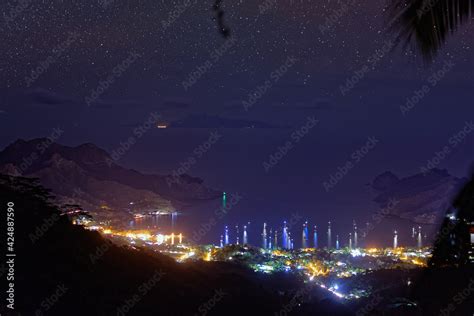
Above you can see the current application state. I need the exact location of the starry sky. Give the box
[1,0,474,244]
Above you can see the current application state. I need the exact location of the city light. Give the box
[82,219,432,302]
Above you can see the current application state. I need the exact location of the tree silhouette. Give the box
[389,0,474,60]
[213,0,231,38]
[430,171,474,266]
[214,1,472,59]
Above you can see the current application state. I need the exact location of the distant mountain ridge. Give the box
[0,138,221,220]
[370,169,466,225]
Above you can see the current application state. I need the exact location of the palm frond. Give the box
[213,0,231,38]
[388,0,473,61]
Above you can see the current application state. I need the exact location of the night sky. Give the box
[1,1,474,244]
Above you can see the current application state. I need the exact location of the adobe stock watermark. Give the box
[259,0,277,14]
[340,40,394,96]
[166,131,222,187]
[400,59,455,115]
[182,36,237,90]
[62,187,85,206]
[416,0,440,18]
[439,278,474,316]
[431,217,456,248]
[358,198,400,241]
[191,192,243,244]
[15,127,64,176]
[116,269,166,316]
[274,281,317,316]
[323,136,379,192]
[85,52,141,106]
[6,201,15,310]
[34,283,68,316]
[25,32,80,87]
[243,56,298,111]
[3,0,33,29]
[319,0,358,35]
[264,212,304,249]
[263,116,319,173]
[89,238,115,265]
[29,213,61,244]
[195,289,226,316]
[105,112,161,166]
[98,0,115,9]
[161,0,197,30]
[355,293,383,316]
[420,121,474,175]
[280,212,304,238]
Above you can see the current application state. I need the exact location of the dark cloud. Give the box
[169,113,288,129]
[91,99,141,110]
[161,97,192,110]
[270,97,334,111]
[27,88,74,106]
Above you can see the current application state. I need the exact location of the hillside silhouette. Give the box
[1,172,473,315]
[0,174,350,316]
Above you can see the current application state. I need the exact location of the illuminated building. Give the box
[327,221,332,249]
[262,223,267,249]
[243,225,248,244]
[313,225,318,248]
[235,225,240,245]
[302,225,306,248]
[417,226,422,248]
[220,235,224,248]
[469,222,474,264]
[302,220,309,248]
[393,230,398,249]
[353,220,358,248]
[349,233,352,249]
[431,211,464,266]
[274,230,278,249]
[225,226,229,245]
[336,234,339,250]
[283,221,289,249]
[171,211,177,228]
[222,192,227,209]
[288,231,292,250]
[268,228,272,249]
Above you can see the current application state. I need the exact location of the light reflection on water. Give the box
[129,215,173,231]
[126,199,222,243]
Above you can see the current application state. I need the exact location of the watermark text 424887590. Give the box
[6,201,16,310]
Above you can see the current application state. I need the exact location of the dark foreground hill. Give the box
[1,173,473,315]
[0,175,350,316]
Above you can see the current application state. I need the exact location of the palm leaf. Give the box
[388,0,473,60]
